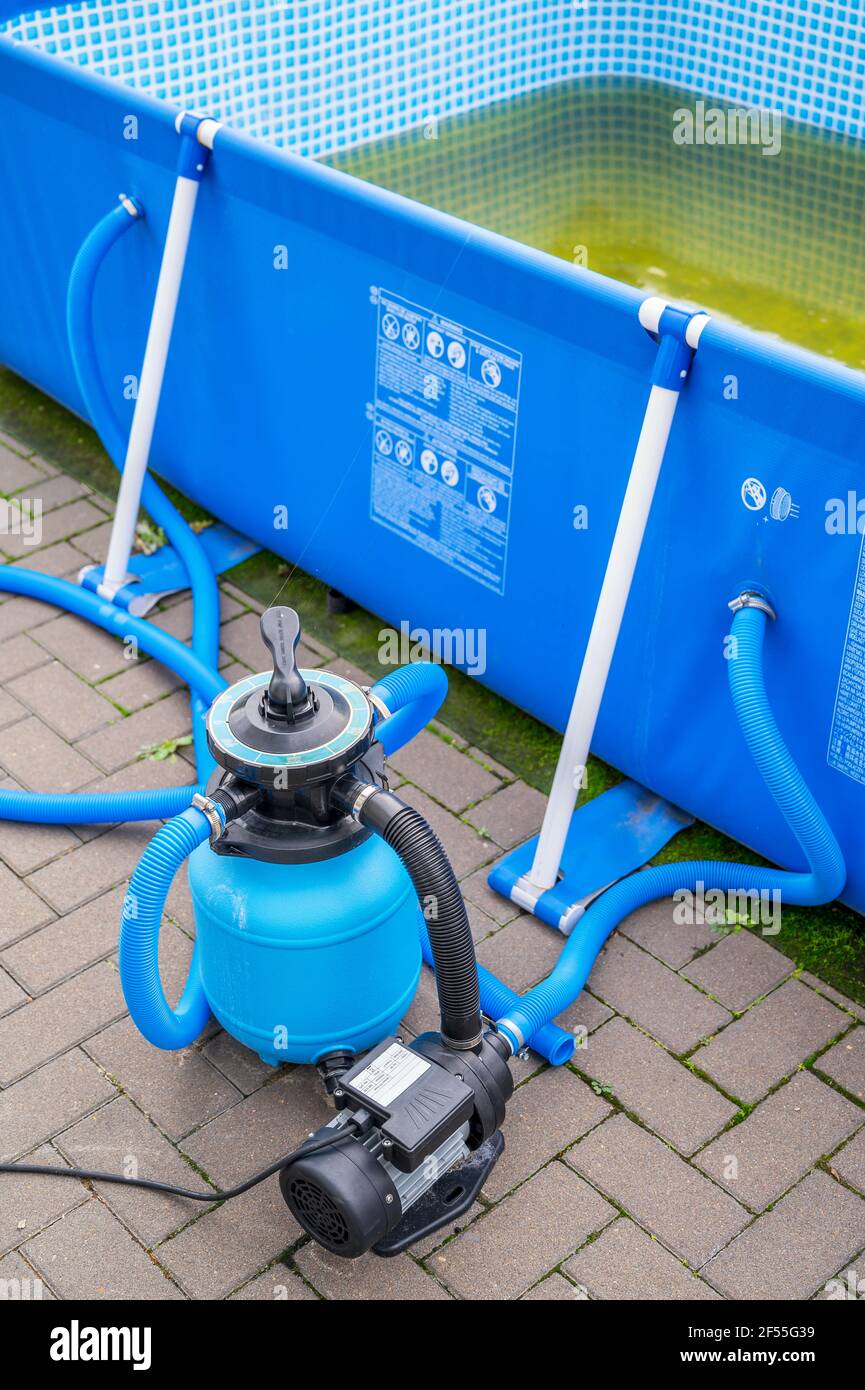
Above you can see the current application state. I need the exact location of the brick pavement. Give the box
[0,429,863,1301]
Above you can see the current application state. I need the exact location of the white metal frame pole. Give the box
[98,112,221,600]
[516,298,711,902]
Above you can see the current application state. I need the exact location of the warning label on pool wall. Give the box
[369,288,521,594]
[828,530,865,784]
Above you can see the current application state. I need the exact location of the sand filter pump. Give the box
[117,605,513,1258]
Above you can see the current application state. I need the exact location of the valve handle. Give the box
[259,607,313,719]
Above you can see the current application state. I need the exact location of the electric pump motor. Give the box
[281,1031,513,1257]
[194,605,513,1256]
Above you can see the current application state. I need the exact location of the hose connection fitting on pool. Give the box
[117,193,142,220]
[638,296,712,389]
[729,589,777,622]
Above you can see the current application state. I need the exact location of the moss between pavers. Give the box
[2,365,863,1005]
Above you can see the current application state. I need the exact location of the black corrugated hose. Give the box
[336,780,483,1050]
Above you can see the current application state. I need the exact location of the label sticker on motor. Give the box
[828,530,865,783]
[369,288,522,595]
[349,1043,430,1107]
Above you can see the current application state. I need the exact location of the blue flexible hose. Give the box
[119,806,221,1048]
[497,606,846,1057]
[418,922,573,1066]
[66,201,220,782]
[371,661,449,755]
[0,201,224,822]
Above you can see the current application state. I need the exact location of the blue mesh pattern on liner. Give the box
[2,1,864,151]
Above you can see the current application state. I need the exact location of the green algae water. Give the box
[327,78,865,369]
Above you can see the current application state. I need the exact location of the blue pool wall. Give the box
[1,6,865,916]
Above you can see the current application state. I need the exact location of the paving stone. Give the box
[231,1266,318,1301]
[76,690,192,773]
[98,658,184,712]
[618,898,719,969]
[681,929,794,1012]
[165,868,195,932]
[399,784,495,876]
[522,1273,587,1301]
[0,1144,84,1256]
[0,498,105,559]
[831,1128,865,1195]
[574,1016,738,1155]
[0,859,55,945]
[459,864,521,925]
[27,822,157,913]
[80,753,195,802]
[181,1067,330,1185]
[695,1070,862,1212]
[31,611,132,680]
[24,473,90,512]
[56,1096,201,1246]
[0,1248,57,1299]
[0,446,46,493]
[1,885,125,994]
[482,1066,610,1200]
[401,962,441,1037]
[24,1196,184,1300]
[815,1026,865,1101]
[149,590,242,645]
[696,979,851,1103]
[8,661,115,741]
[567,1114,749,1268]
[218,610,280,668]
[466,900,498,944]
[156,1180,294,1300]
[329,656,375,687]
[202,1031,273,1096]
[0,715,97,793]
[558,989,613,1037]
[429,1160,615,1301]
[411,1202,485,1258]
[13,540,88,577]
[0,594,60,640]
[0,959,124,1085]
[0,965,27,1016]
[587,933,730,1053]
[476,915,562,991]
[0,1050,115,1161]
[0,633,50,682]
[799,972,865,1023]
[221,581,263,614]
[704,1170,865,1300]
[0,796,79,877]
[84,1018,241,1142]
[0,688,25,730]
[68,518,113,563]
[465,779,546,849]
[467,746,514,780]
[296,1244,450,1300]
[564,1217,722,1300]
[389,729,500,812]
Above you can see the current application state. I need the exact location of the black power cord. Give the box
[0,1120,357,1202]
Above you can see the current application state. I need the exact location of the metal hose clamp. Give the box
[364,689,393,723]
[728,591,777,621]
[192,793,226,843]
[346,782,379,821]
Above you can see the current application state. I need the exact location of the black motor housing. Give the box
[280,1033,513,1257]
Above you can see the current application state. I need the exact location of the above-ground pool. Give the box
[2,2,865,910]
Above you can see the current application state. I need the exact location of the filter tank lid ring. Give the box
[208,669,372,769]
